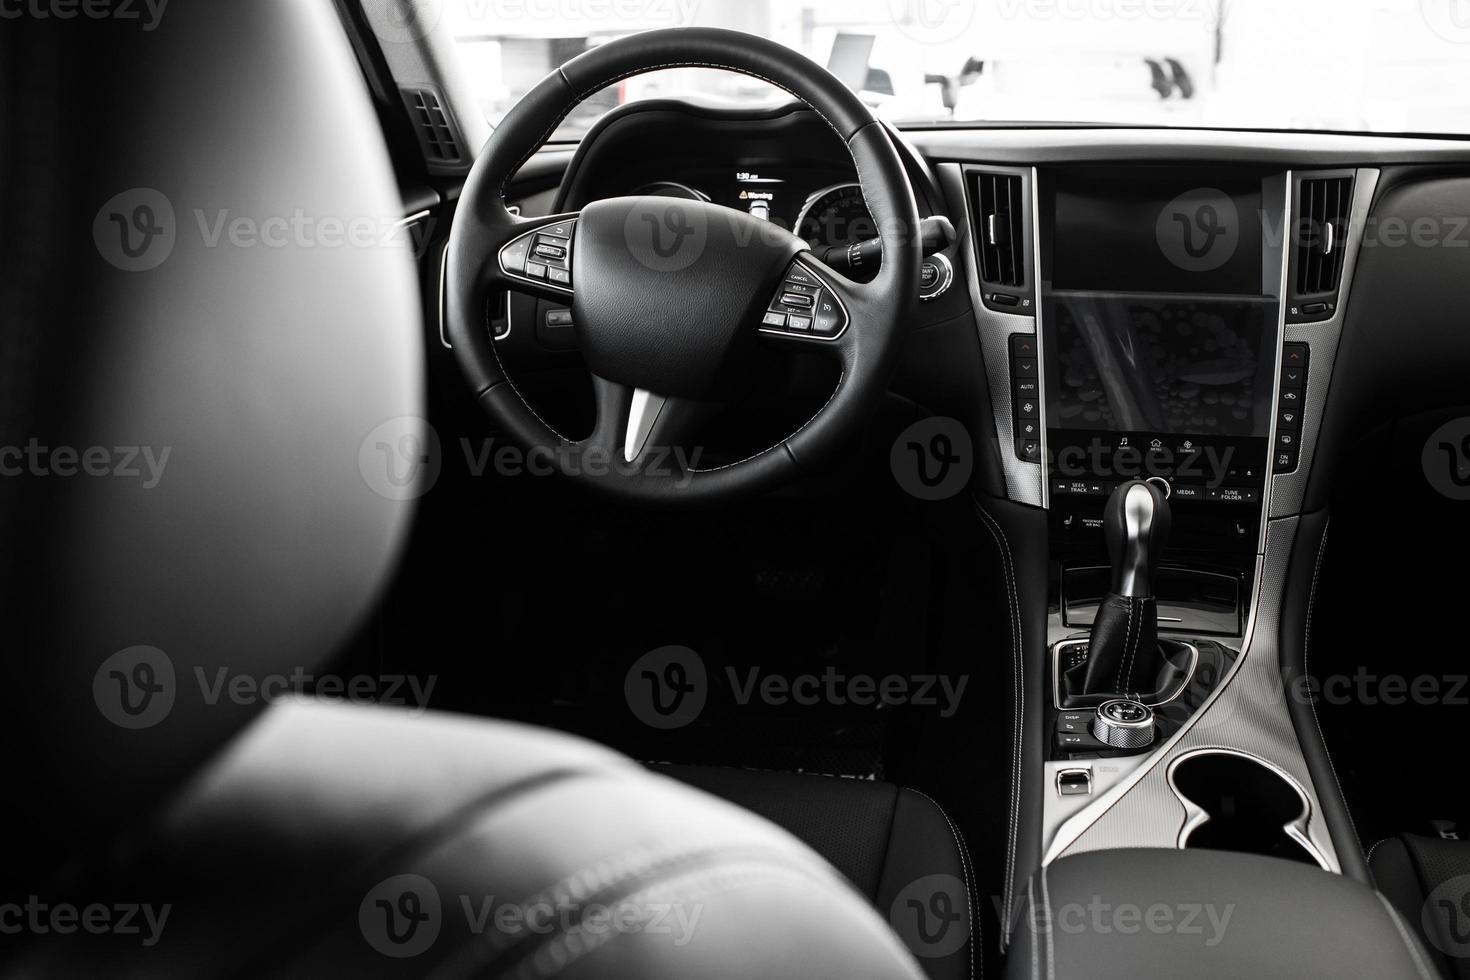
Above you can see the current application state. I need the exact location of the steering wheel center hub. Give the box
[571,196,802,398]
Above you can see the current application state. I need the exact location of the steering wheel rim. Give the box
[444,27,921,505]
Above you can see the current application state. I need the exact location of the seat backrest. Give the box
[0,0,424,881]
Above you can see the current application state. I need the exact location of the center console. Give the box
[939,156,1384,939]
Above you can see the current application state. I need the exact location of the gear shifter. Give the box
[1073,479,1172,699]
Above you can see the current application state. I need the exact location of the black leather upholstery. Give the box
[1011,849,1438,980]
[657,765,978,980]
[9,702,928,979]
[1373,834,1470,979]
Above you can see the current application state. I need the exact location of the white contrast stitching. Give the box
[1376,892,1436,980]
[909,788,979,980]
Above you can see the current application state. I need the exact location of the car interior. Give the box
[5,1,1470,977]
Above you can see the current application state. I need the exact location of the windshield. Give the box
[444,0,1470,139]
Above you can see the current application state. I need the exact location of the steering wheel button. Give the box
[762,311,787,328]
[786,266,819,286]
[544,221,575,239]
[533,243,566,260]
[548,267,571,286]
[500,238,530,273]
[787,314,813,332]
[780,292,814,308]
[525,261,548,280]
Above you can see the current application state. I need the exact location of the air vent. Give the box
[1294,175,1353,296]
[402,87,463,166]
[975,172,1026,288]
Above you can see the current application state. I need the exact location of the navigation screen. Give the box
[1046,292,1276,438]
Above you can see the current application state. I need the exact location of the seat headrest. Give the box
[1,0,424,863]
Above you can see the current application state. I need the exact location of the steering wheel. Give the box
[445,28,921,505]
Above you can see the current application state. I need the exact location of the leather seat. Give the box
[658,765,978,980]
[1372,834,1470,979]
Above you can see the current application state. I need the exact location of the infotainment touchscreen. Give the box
[1039,168,1282,498]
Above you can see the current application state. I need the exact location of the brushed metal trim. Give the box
[1165,746,1332,871]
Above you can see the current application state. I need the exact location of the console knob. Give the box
[1092,699,1156,749]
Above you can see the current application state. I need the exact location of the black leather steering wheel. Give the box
[445,27,921,504]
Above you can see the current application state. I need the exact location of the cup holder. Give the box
[1167,749,1330,869]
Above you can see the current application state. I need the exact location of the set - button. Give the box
[1273,343,1309,473]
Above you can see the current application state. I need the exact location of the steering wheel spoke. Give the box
[587,375,716,472]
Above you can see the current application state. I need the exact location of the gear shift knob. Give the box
[1104,480,1172,598]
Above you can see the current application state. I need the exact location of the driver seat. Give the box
[0,4,972,978]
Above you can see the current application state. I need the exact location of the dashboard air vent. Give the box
[1294,175,1353,296]
[976,172,1026,288]
[403,87,463,165]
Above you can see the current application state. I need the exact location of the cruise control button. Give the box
[787,314,813,332]
[525,261,548,280]
[786,266,820,287]
[780,292,815,309]
[762,311,787,328]
[547,267,570,286]
[533,243,566,260]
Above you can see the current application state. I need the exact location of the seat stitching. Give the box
[1027,877,1039,980]
[974,503,1023,942]
[907,788,979,980]
[1376,892,1435,980]
[1365,836,1389,885]
[1039,864,1055,980]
